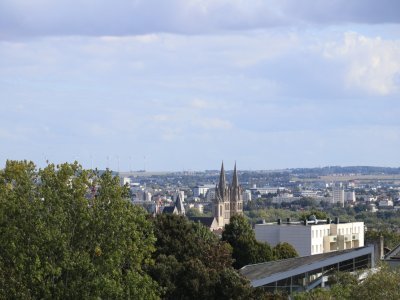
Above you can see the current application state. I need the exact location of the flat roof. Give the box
[240,246,374,287]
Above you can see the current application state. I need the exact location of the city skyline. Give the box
[1,1,400,171]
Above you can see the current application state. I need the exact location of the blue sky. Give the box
[1,0,400,171]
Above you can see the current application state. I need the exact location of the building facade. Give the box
[255,220,364,257]
[213,162,243,228]
[332,185,345,207]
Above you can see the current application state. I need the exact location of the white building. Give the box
[379,199,394,207]
[345,191,356,203]
[243,190,252,202]
[250,187,284,195]
[332,186,345,207]
[188,203,204,213]
[193,185,215,197]
[143,191,152,201]
[300,190,319,198]
[176,190,185,202]
[120,177,131,186]
[272,195,301,204]
[206,188,216,202]
[255,220,364,257]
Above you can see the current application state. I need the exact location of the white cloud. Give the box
[190,99,211,109]
[1,0,400,38]
[197,118,233,130]
[323,32,400,95]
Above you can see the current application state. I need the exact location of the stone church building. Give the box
[213,162,243,229]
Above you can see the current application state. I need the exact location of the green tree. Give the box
[273,242,298,260]
[148,214,256,299]
[222,215,273,268]
[350,265,400,300]
[327,271,358,299]
[299,209,328,222]
[293,288,332,300]
[0,160,159,299]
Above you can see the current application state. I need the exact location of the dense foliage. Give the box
[222,215,297,268]
[0,161,159,299]
[294,266,400,299]
[7,160,398,299]
[147,214,259,299]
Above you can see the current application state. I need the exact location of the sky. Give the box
[1,0,400,171]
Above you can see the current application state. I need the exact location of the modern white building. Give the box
[332,186,345,207]
[188,202,204,213]
[206,188,216,202]
[243,190,252,202]
[379,199,394,207]
[255,219,364,257]
[120,177,131,186]
[300,190,319,198]
[250,187,284,195]
[272,195,301,204]
[193,185,215,197]
[345,191,356,203]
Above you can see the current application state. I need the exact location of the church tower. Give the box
[213,161,243,228]
[213,162,230,228]
[229,162,243,216]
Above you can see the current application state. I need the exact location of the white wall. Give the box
[255,222,364,257]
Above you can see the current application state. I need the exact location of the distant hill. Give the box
[289,166,400,176]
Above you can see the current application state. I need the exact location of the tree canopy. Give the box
[0,160,159,299]
[273,242,298,260]
[222,214,274,268]
[148,214,258,299]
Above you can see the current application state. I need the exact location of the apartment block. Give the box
[255,219,364,257]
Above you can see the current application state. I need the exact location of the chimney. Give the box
[380,235,385,259]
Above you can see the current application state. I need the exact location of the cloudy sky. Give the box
[1,0,400,171]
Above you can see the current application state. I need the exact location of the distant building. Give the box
[120,177,131,186]
[212,162,243,229]
[345,191,356,203]
[206,188,216,202]
[378,198,393,208]
[189,217,220,231]
[250,187,282,195]
[332,185,345,207]
[162,193,185,215]
[272,194,301,204]
[193,184,215,197]
[300,190,319,198]
[144,191,152,202]
[255,218,364,257]
[194,203,204,214]
[243,190,252,202]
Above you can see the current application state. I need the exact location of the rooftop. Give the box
[240,246,373,283]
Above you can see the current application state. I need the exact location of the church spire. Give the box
[232,161,239,188]
[217,161,227,199]
[219,161,226,190]
[175,191,185,216]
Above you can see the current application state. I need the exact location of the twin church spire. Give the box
[213,161,243,228]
